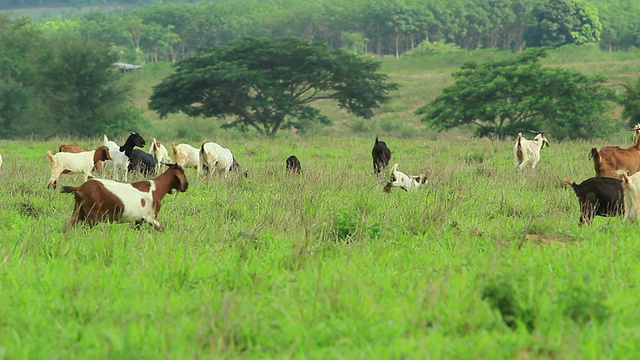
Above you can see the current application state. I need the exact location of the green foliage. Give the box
[404,39,463,57]
[619,78,640,126]
[415,47,616,139]
[525,0,602,48]
[482,276,535,331]
[559,284,610,324]
[35,36,141,137]
[149,37,398,138]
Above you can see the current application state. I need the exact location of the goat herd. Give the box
[512,126,640,226]
[1,129,640,230]
[28,132,304,231]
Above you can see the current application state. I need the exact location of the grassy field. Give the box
[1,134,640,358]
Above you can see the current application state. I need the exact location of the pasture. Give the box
[1,135,639,358]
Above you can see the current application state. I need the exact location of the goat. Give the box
[591,128,640,178]
[633,124,640,145]
[383,163,427,192]
[171,142,200,170]
[59,144,102,172]
[372,136,392,174]
[622,172,640,223]
[61,163,188,231]
[0,151,3,172]
[198,141,234,178]
[565,177,624,225]
[149,138,172,174]
[103,133,146,181]
[123,146,155,177]
[46,146,111,189]
[286,155,301,175]
[514,132,549,170]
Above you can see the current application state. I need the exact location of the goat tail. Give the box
[589,147,599,161]
[375,135,379,143]
[60,186,77,194]
[103,134,109,145]
[390,163,399,174]
[171,142,178,156]
[46,150,55,164]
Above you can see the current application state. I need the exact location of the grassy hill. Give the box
[128,45,640,142]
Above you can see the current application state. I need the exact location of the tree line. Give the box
[5,0,640,63]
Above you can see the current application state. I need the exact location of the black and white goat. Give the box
[383,163,427,192]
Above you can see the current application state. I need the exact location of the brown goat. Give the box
[61,164,188,231]
[591,126,640,178]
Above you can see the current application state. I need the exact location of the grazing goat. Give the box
[171,142,200,170]
[46,146,111,189]
[565,177,624,225]
[372,136,392,174]
[124,147,155,177]
[514,132,549,170]
[149,138,172,174]
[591,128,640,178]
[286,155,302,175]
[59,144,103,172]
[198,141,234,178]
[61,163,188,231]
[622,172,640,223]
[103,133,146,181]
[383,163,427,192]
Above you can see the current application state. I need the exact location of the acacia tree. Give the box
[148,37,398,138]
[415,47,616,140]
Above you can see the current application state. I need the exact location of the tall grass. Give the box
[1,136,640,357]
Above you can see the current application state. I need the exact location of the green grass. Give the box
[2,135,640,358]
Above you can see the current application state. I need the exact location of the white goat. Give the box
[383,163,428,192]
[171,142,200,170]
[149,138,172,174]
[623,172,640,223]
[46,146,111,189]
[199,142,234,178]
[103,135,130,181]
[514,132,549,170]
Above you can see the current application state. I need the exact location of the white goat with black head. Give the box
[514,132,549,170]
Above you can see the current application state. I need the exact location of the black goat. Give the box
[286,155,301,174]
[119,132,155,176]
[371,136,391,174]
[565,177,624,225]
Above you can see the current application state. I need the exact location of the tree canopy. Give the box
[524,0,602,48]
[414,48,616,140]
[148,37,398,138]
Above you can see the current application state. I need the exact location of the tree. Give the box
[415,48,616,140]
[619,78,640,127]
[524,0,602,48]
[35,36,143,137]
[148,37,398,138]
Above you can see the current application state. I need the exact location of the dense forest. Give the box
[1,0,639,62]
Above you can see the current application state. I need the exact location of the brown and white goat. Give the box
[591,128,640,179]
[61,163,188,231]
[46,146,111,189]
[58,144,103,172]
[514,132,549,170]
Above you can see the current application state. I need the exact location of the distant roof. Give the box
[113,62,143,71]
